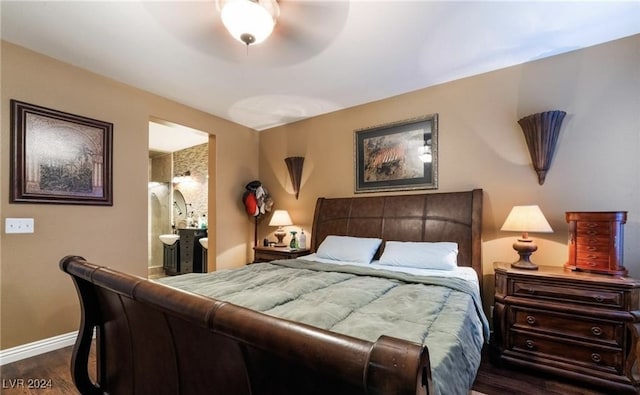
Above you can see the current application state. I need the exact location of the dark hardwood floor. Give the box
[473,348,609,395]
[0,345,610,394]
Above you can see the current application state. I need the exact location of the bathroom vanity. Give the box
[162,241,179,275]
[162,228,207,275]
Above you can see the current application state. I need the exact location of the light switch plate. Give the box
[5,218,35,234]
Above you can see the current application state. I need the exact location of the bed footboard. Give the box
[60,255,432,395]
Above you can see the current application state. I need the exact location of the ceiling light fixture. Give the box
[218,0,280,46]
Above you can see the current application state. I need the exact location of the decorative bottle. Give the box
[289,231,298,249]
[299,229,307,249]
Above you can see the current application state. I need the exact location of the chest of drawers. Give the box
[492,263,640,394]
[565,211,627,276]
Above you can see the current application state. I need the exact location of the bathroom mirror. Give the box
[173,189,187,228]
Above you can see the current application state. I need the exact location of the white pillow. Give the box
[379,241,458,270]
[316,236,383,264]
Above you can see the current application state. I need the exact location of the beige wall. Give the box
[0,42,259,349]
[258,35,640,306]
[2,35,639,350]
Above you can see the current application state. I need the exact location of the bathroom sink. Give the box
[159,234,179,246]
[199,237,208,250]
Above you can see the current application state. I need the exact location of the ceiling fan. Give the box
[142,0,350,66]
[217,0,280,46]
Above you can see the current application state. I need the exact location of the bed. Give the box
[61,189,487,395]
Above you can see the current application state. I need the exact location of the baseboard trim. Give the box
[0,331,78,366]
[148,265,165,277]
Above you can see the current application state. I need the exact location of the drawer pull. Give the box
[525,340,535,349]
[587,254,597,259]
[587,230,599,235]
[591,326,603,336]
[587,246,598,251]
[591,353,602,363]
[587,223,598,228]
[594,295,605,303]
[588,261,597,267]
[525,316,536,325]
[527,288,536,294]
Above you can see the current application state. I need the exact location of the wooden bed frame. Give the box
[60,189,482,395]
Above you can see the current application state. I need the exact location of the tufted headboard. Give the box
[310,189,483,288]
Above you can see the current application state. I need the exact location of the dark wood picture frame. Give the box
[10,100,113,205]
[354,114,438,193]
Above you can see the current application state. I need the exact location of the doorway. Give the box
[148,120,210,277]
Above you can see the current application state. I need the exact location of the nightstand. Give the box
[253,246,311,263]
[492,262,640,394]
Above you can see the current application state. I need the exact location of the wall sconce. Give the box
[172,171,191,183]
[284,156,304,199]
[501,205,553,270]
[517,110,566,185]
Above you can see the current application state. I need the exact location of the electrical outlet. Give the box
[5,218,35,234]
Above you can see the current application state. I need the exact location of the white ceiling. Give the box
[2,1,640,134]
[149,121,209,153]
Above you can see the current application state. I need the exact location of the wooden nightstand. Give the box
[253,246,311,263]
[491,262,640,394]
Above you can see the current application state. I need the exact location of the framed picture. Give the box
[10,100,113,205]
[354,114,438,193]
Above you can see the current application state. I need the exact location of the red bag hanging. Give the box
[243,191,259,216]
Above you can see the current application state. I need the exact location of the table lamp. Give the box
[269,210,292,247]
[501,205,553,270]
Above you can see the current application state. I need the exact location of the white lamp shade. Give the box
[501,205,553,233]
[269,210,292,227]
[220,0,279,45]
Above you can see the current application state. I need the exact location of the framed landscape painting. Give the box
[354,114,438,193]
[10,100,113,205]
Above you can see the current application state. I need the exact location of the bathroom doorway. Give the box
[148,120,210,278]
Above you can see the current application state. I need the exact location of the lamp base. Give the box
[274,228,287,247]
[511,259,539,270]
[510,237,539,270]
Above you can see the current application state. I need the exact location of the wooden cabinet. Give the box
[253,246,310,263]
[492,263,640,394]
[565,211,627,276]
[163,242,179,275]
[178,228,207,273]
